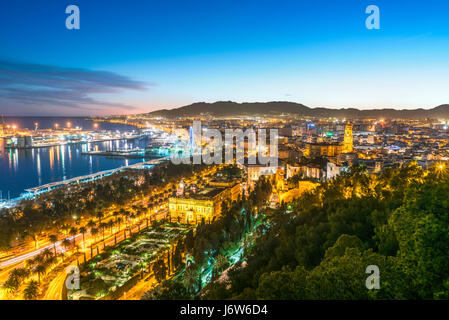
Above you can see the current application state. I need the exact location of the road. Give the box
[40,211,169,300]
[42,267,67,300]
[120,274,157,300]
[0,236,79,269]
[0,164,219,299]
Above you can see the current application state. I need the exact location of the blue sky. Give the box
[1,0,449,115]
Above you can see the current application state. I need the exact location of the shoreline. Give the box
[0,155,171,210]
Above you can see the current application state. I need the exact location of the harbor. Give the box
[0,117,174,202]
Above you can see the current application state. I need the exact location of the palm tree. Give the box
[33,264,47,284]
[48,234,58,256]
[78,226,87,248]
[107,220,114,234]
[213,254,229,278]
[60,224,71,236]
[182,265,201,294]
[9,267,30,285]
[44,255,57,269]
[99,222,107,241]
[96,211,104,223]
[32,253,45,266]
[41,248,53,260]
[87,219,96,229]
[123,210,131,227]
[3,277,20,295]
[25,257,36,270]
[69,226,78,246]
[23,280,39,300]
[90,227,99,241]
[61,238,72,252]
[116,217,123,231]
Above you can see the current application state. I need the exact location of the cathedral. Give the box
[304,123,354,158]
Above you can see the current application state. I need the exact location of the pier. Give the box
[24,156,171,196]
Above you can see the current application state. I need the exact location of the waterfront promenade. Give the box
[25,156,171,195]
[0,156,171,209]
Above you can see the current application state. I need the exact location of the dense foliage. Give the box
[203,162,449,299]
[0,162,206,250]
[143,177,272,300]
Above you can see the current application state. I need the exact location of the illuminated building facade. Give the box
[343,123,353,153]
[169,183,241,224]
[304,122,353,158]
[304,142,343,158]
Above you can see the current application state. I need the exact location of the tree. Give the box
[153,259,167,283]
[62,238,72,252]
[107,220,114,234]
[10,267,30,283]
[33,264,47,284]
[173,240,183,270]
[99,222,107,241]
[256,266,308,300]
[90,227,99,241]
[87,220,96,229]
[323,234,365,260]
[23,281,39,300]
[212,255,229,279]
[41,248,53,260]
[96,211,104,223]
[144,280,189,300]
[202,281,232,300]
[79,226,87,248]
[182,264,201,294]
[61,224,71,236]
[116,217,123,231]
[2,277,20,295]
[390,174,449,299]
[69,226,78,246]
[2,267,30,295]
[49,234,58,256]
[185,230,194,252]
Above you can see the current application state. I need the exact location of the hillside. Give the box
[146,101,449,119]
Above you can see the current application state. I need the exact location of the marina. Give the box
[0,117,174,202]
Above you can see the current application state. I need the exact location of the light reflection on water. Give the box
[0,129,160,200]
[0,137,157,199]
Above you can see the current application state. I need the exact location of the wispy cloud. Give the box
[0,60,151,115]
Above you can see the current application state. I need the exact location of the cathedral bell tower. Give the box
[343,122,353,153]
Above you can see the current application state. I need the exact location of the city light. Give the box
[1,0,448,307]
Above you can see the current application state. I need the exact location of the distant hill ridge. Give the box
[147,101,449,119]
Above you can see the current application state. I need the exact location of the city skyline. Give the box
[1,0,449,116]
[2,0,449,306]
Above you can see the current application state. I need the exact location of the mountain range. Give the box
[146,101,449,119]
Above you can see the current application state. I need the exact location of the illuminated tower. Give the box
[343,122,353,153]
